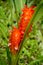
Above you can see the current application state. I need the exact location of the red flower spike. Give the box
[18,5,35,40]
[9,27,21,54]
[9,5,35,54]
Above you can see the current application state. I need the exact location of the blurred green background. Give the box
[0,0,43,65]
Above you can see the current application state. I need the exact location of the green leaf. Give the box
[7,0,15,21]
[13,0,26,13]
[19,0,26,9]
[33,4,43,24]
[27,0,34,7]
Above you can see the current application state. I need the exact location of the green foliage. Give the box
[0,0,43,65]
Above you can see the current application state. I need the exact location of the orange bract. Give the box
[19,5,35,40]
[9,27,21,54]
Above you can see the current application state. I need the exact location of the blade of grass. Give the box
[0,28,8,42]
[0,22,8,36]
[0,22,8,42]
[13,0,19,27]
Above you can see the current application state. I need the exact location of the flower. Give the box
[9,27,21,54]
[19,5,35,40]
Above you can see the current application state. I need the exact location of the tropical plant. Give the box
[0,0,43,65]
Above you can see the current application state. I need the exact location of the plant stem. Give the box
[6,46,12,65]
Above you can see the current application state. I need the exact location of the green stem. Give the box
[6,46,11,65]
